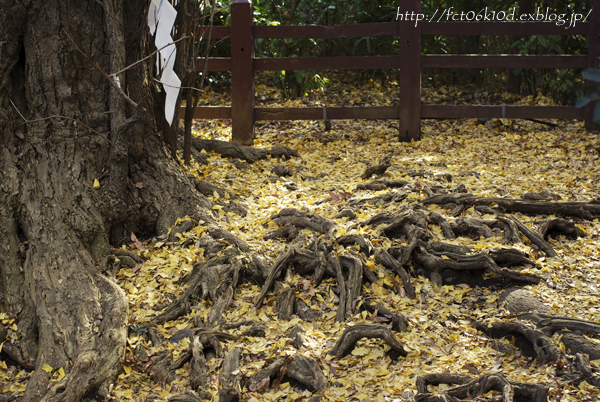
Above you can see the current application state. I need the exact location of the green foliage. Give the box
[273,69,330,98]
[577,68,600,122]
[508,32,587,104]
[205,0,593,103]
[129,323,148,336]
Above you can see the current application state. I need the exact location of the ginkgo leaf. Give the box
[130,232,147,251]
[105,75,600,402]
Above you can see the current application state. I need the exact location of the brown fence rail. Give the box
[182,0,600,145]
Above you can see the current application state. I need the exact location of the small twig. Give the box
[27,117,107,140]
[524,118,558,128]
[63,29,141,111]
[10,99,114,145]
[152,77,206,91]
[110,35,189,78]
[9,99,27,122]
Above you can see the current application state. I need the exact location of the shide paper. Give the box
[148,0,180,126]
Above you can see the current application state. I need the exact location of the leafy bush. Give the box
[576,68,600,122]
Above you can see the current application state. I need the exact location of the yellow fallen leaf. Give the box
[93,179,100,189]
[351,347,368,356]
[42,364,53,373]
[57,367,65,380]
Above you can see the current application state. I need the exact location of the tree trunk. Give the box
[0,1,212,401]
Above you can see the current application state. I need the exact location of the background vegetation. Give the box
[199,0,593,105]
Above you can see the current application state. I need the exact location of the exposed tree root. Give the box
[495,288,600,360]
[374,248,416,299]
[428,211,456,239]
[255,245,299,308]
[191,187,248,218]
[356,179,409,191]
[336,234,373,256]
[148,328,237,392]
[191,138,299,163]
[340,253,364,319]
[55,172,597,401]
[413,243,542,287]
[507,215,557,258]
[268,208,336,236]
[275,288,296,320]
[475,319,563,363]
[421,193,600,220]
[362,301,410,332]
[415,373,548,402]
[242,323,267,337]
[348,190,407,207]
[465,288,600,392]
[285,324,307,349]
[538,218,585,240]
[208,228,251,253]
[114,174,600,402]
[168,393,206,402]
[207,285,234,325]
[329,253,348,322]
[521,190,562,201]
[449,218,495,238]
[499,288,551,314]
[248,353,326,392]
[394,195,561,259]
[151,247,246,326]
[334,209,357,220]
[219,346,243,402]
[328,324,407,357]
[361,155,391,179]
[381,207,432,241]
[263,224,299,241]
[272,164,294,177]
[475,316,600,387]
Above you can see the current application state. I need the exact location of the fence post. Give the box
[398,0,422,141]
[231,0,255,145]
[585,0,600,132]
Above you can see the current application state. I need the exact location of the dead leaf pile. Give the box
[2,75,599,402]
[109,79,600,401]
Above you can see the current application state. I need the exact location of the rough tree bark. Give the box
[0,1,213,401]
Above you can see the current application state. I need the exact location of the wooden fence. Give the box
[183,0,600,145]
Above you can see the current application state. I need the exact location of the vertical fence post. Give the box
[585,0,600,132]
[231,0,255,145]
[398,0,422,141]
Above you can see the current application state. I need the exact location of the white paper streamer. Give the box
[148,0,180,126]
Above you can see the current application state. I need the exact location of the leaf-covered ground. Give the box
[2,76,600,401]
